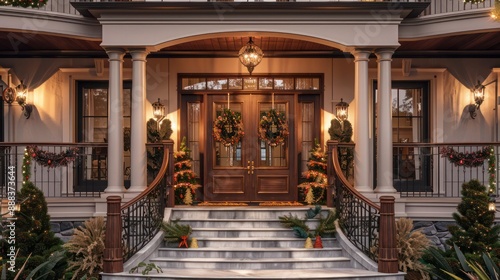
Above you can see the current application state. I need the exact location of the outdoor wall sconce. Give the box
[238,37,264,75]
[152,98,165,123]
[335,98,349,122]
[2,79,32,119]
[468,81,485,119]
[15,80,33,119]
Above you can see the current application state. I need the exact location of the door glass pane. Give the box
[188,102,201,175]
[214,102,243,167]
[301,102,314,173]
[258,102,287,167]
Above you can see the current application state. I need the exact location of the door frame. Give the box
[178,73,324,202]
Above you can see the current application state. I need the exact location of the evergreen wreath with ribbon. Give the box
[440,146,492,167]
[258,109,289,146]
[28,145,79,168]
[212,108,244,147]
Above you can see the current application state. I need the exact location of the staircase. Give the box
[103,206,404,280]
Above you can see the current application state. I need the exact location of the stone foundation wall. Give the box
[412,221,456,251]
[50,220,84,242]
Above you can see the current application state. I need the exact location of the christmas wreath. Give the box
[440,146,492,167]
[258,109,289,146]
[212,108,244,147]
[28,145,79,168]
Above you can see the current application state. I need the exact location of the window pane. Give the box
[274,78,294,90]
[296,78,320,90]
[188,102,201,176]
[182,78,206,90]
[83,88,107,117]
[259,77,273,89]
[243,77,258,90]
[228,78,243,89]
[207,78,228,90]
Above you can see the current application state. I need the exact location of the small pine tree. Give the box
[298,139,327,204]
[446,179,500,260]
[304,237,313,249]
[173,137,199,205]
[1,182,66,279]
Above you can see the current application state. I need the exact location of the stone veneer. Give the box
[50,220,85,242]
[412,221,456,251]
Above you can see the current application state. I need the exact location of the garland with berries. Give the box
[212,108,244,147]
[28,145,79,168]
[440,146,492,167]
[258,109,289,147]
[488,146,496,193]
[0,0,47,8]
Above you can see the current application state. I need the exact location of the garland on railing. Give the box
[0,0,47,8]
[258,109,289,146]
[22,147,31,187]
[488,146,496,193]
[440,146,492,167]
[28,145,79,168]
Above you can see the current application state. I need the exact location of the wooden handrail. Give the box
[329,140,380,210]
[121,140,172,210]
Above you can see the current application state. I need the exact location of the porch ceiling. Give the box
[0,31,499,58]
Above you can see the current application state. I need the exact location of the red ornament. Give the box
[32,153,36,157]
[48,160,51,165]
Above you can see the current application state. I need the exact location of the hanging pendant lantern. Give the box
[238,37,264,75]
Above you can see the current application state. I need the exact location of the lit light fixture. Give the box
[489,194,496,212]
[152,98,165,123]
[15,80,33,119]
[335,98,349,122]
[238,37,264,75]
[469,81,485,119]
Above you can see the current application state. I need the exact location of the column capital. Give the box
[106,49,126,61]
[351,49,371,62]
[374,49,395,61]
[129,49,150,62]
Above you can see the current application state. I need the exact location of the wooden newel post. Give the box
[164,140,175,208]
[378,196,398,273]
[326,140,337,208]
[103,196,123,273]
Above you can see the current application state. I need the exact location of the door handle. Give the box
[247,161,255,174]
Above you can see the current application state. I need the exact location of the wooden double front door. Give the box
[205,94,297,202]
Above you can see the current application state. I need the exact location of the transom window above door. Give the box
[180,75,322,92]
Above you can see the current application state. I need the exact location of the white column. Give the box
[105,49,126,193]
[353,49,373,193]
[128,49,149,193]
[375,49,397,193]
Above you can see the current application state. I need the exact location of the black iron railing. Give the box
[393,142,500,198]
[327,141,380,262]
[0,143,110,198]
[120,140,173,263]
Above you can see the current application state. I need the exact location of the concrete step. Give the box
[176,219,322,229]
[164,237,336,248]
[148,256,352,269]
[157,247,343,258]
[191,227,304,238]
[105,268,404,280]
[171,207,333,220]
